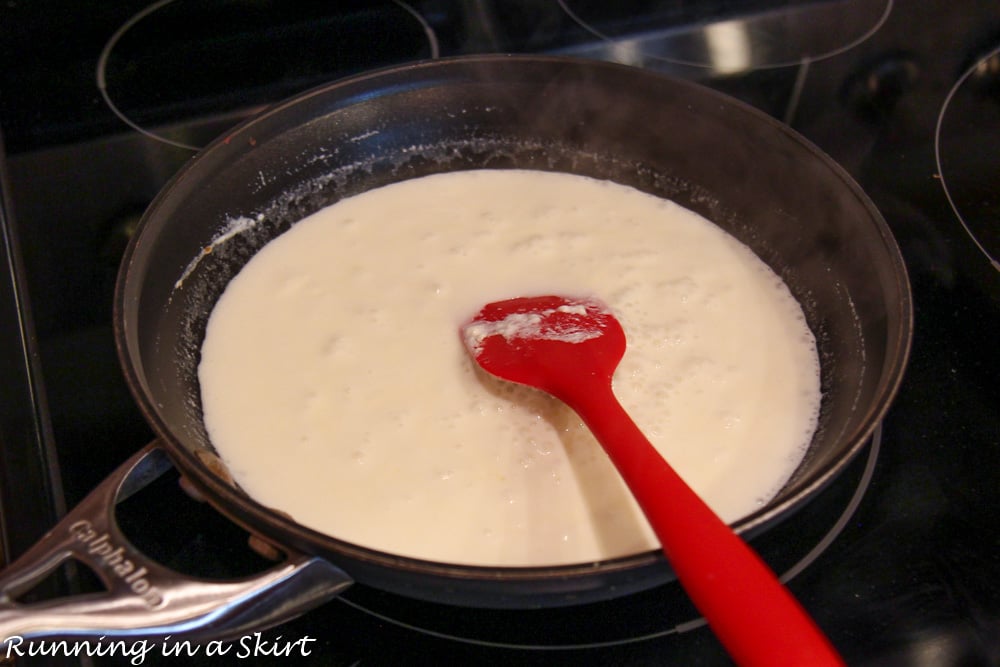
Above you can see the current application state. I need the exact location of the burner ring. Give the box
[96,0,439,151]
[935,43,1000,272]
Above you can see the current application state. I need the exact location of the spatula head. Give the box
[460,295,626,399]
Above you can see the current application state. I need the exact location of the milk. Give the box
[198,170,821,566]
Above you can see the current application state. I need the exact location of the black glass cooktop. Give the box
[1,1,999,665]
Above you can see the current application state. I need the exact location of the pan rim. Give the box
[113,53,913,603]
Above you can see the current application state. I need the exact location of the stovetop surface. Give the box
[2,1,999,664]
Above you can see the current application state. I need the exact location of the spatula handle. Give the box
[572,387,845,667]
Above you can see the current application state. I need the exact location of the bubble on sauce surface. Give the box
[277,271,312,297]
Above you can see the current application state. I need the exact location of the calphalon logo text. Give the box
[68,520,164,606]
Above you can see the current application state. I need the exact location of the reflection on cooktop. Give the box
[557,0,892,69]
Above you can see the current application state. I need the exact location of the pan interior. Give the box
[117,58,908,577]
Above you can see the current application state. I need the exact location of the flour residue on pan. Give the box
[174,215,260,290]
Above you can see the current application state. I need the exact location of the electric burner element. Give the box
[935,43,1000,273]
[96,0,439,150]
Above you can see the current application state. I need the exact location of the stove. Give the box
[2,1,999,664]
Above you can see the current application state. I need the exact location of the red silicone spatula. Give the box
[460,295,844,667]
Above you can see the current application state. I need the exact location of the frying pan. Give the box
[0,55,912,641]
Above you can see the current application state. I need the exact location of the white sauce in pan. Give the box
[198,170,821,566]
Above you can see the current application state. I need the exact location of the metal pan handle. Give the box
[0,444,352,644]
